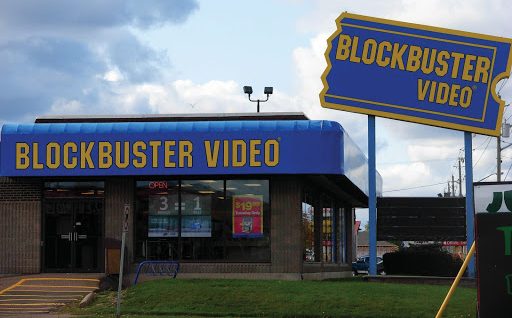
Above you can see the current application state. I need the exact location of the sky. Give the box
[0,0,511,226]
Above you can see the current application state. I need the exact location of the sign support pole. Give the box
[464,132,475,278]
[116,204,130,318]
[368,115,377,276]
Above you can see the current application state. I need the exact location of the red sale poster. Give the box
[232,195,263,238]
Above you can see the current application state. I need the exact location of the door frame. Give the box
[42,196,105,273]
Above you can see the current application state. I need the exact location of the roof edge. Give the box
[35,112,309,123]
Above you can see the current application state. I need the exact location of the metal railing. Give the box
[133,260,180,285]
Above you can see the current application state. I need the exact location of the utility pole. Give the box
[451,175,455,197]
[458,158,463,197]
[498,135,502,182]
[498,119,511,182]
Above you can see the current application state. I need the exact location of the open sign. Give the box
[149,181,168,189]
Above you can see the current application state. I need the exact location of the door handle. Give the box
[74,232,78,241]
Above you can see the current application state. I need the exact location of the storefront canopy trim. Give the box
[0,120,381,196]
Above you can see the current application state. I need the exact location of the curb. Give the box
[79,292,96,308]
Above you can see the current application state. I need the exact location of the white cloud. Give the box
[102,68,124,82]
[50,99,84,114]
[407,141,462,162]
[380,162,432,192]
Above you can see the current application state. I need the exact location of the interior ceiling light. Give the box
[244,183,261,187]
[198,190,216,194]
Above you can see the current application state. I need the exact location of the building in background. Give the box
[356,230,398,258]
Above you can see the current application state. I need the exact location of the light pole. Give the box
[243,86,273,112]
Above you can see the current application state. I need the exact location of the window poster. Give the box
[148,193,178,237]
[232,195,263,238]
[181,215,212,237]
[148,215,178,237]
[181,193,212,237]
[149,194,179,215]
[181,193,211,215]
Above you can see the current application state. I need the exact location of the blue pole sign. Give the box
[320,13,512,136]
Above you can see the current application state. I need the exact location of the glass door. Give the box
[43,181,104,273]
[44,199,103,272]
[74,199,103,272]
[44,200,74,271]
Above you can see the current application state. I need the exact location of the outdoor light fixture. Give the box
[243,85,273,113]
[243,86,253,95]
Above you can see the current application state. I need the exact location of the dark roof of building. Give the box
[357,231,398,247]
[35,112,309,123]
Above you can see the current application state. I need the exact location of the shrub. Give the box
[383,244,463,277]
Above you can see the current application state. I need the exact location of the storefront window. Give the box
[44,181,104,198]
[135,180,180,260]
[322,205,334,263]
[302,193,315,262]
[180,179,224,260]
[135,179,270,262]
[225,180,270,262]
[339,207,347,264]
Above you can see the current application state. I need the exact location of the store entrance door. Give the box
[44,199,103,272]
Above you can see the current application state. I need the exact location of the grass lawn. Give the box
[67,278,476,318]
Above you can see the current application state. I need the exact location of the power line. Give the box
[473,137,492,168]
[505,162,512,181]
[477,164,498,182]
[497,78,509,95]
[505,104,512,121]
[473,136,492,150]
[383,181,447,193]
[378,157,459,165]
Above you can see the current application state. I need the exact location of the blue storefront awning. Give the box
[0,120,381,196]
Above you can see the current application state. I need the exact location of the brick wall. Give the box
[270,176,302,273]
[0,177,41,201]
[0,178,42,273]
[180,263,271,273]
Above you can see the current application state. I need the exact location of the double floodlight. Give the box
[243,86,273,96]
[243,85,274,113]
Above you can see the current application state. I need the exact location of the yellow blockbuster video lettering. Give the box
[320,13,512,136]
[14,139,280,170]
[335,34,491,108]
